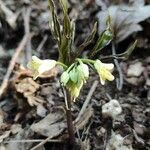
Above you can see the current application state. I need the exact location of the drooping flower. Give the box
[67,80,83,102]
[77,63,89,83]
[61,71,70,86]
[94,60,114,85]
[27,56,56,79]
[60,62,89,101]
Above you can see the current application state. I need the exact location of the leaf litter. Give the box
[0,0,150,149]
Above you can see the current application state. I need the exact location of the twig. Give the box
[75,80,98,123]
[112,42,123,91]
[0,0,18,29]
[0,8,31,99]
[37,35,48,52]
[30,136,59,150]
[23,7,32,64]
[4,139,62,143]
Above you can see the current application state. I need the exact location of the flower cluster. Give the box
[61,62,89,101]
[28,56,114,101]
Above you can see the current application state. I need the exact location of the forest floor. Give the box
[0,0,150,150]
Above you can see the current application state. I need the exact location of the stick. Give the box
[0,8,31,99]
[112,42,123,91]
[4,139,62,143]
[75,80,98,123]
[23,7,32,64]
[30,136,58,150]
[37,35,48,52]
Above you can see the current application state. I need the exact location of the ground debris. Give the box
[31,110,66,138]
[106,131,133,150]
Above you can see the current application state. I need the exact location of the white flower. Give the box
[27,56,56,79]
[94,60,114,85]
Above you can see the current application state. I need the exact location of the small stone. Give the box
[127,62,144,77]
[102,99,122,120]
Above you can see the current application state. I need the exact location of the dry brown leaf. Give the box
[12,65,47,107]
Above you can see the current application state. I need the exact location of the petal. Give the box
[42,60,56,69]
[27,56,42,70]
[100,75,105,85]
[81,64,89,78]
[32,56,42,63]
[77,63,89,79]
[38,60,56,74]
[103,63,114,71]
[61,71,70,85]
[102,69,114,81]
[106,73,115,81]
[94,60,101,71]
[32,71,40,80]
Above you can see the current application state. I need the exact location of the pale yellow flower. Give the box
[68,81,83,102]
[27,56,56,79]
[94,60,114,85]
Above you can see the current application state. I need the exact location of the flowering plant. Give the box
[27,0,136,148]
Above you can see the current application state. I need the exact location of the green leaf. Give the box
[59,0,69,13]
[93,29,112,52]
[61,71,70,85]
[48,0,61,45]
[78,22,97,52]
[63,15,71,37]
[91,17,113,57]
[59,0,71,37]
[123,40,137,60]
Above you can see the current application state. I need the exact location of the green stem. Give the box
[76,58,95,64]
[66,63,75,72]
[56,61,68,69]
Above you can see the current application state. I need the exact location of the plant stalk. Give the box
[65,89,76,146]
